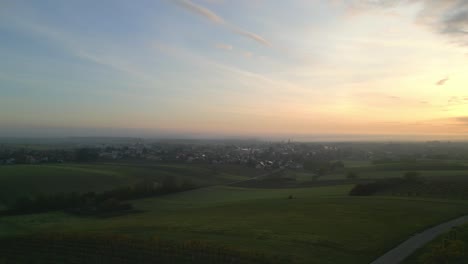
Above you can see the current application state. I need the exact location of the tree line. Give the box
[1,176,196,216]
[349,172,421,196]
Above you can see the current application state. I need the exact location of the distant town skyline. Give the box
[1,0,468,138]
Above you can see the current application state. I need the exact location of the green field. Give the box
[3,160,468,263]
[0,163,260,206]
[301,160,468,181]
[403,223,468,263]
[3,160,468,205]
[2,184,468,263]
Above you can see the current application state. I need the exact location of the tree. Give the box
[12,196,33,212]
[181,179,196,190]
[347,171,358,180]
[161,175,178,192]
[404,171,421,182]
[75,148,99,162]
[331,160,345,171]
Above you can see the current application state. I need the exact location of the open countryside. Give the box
[3,141,468,263]
[3,0,468,263]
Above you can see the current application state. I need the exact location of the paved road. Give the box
[370,215,468,264]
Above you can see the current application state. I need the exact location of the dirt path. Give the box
[370,215,468,264]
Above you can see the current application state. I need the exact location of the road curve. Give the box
[370,215,468,264]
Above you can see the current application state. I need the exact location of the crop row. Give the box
[0,234,287,264]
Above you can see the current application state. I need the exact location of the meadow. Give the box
[403,222,468,263]
[2,159,468,204]
[289,160,468,182]
[3,160,468,263]
[2,184,468,263]
[0,162,259,206]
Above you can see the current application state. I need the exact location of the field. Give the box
[403,222,468,263]
[3,160,468,204]
[0,162,260,206]
[3,160,468,263]
[285,160,468,183]
[2,184,468,263]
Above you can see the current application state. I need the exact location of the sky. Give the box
[1,0,468,139]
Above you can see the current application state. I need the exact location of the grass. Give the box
[402,223,468,263]
[343,160,373,168]
[0,234,282,264]
[0,165,124,203]
[0,162,259,205]
[3,160,467,204]
[315,159,468,181]
[2,185,468,264]
[3,160,468,263]
[281,167,468,186]
[323,170,468,180]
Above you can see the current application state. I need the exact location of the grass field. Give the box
[3,160,468,204]
[3,160,468,263]
[311,160,468,181]
[0,162,259,206]
[288,169,468,182]
[323,169,468,181]
[403,222,468,263]
[2,185,468,263]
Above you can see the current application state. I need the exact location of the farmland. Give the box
[3,155,468,263]
[2,184,468,263]
[0,162,259,206]
[4,0,468,261]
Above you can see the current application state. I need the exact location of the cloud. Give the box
[153,41,312,95]
[215,43,233,51]
[214,43,258,59]
[457,116,468,125]
[350,92,435,110]
[242,51,253,58]
[417,0,468,46]
[436,77,449,86]
[201,0,224,4]
[334,0,468,47]
[452,116,468,128]
[230,26,271,46]
[0,12,154,82]
[174,0,271,46]
[175,0,224,24]
[447,96,468,106]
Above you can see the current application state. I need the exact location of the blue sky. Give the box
[1,0,468,138]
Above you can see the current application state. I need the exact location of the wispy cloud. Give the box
[201,0,225,5]
[230,26,271,46]
[333,0,468,47]
[215,43,233,51]
[153,41,312,96]
[174,0,271,46]
[215,43,258,59]
[176,0,224,24]
[447,96,468,106]
[350,92,435,110]
[457,116,468,124]
[242,51,253,58]
[436,77,449,86]
[1,12,160,87]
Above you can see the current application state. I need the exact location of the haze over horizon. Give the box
[2,0,468,139]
